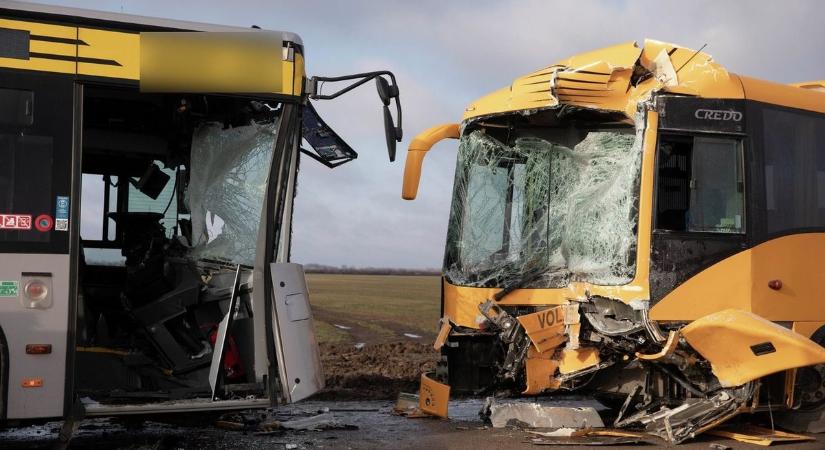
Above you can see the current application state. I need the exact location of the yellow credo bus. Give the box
[403,39,825,442]
[0,1,402,428]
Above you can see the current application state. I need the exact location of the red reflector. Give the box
[21,378,43,388]
[26,344,52,354]
[24,280,48,300]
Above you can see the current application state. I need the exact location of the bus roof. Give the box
[0,0,302,45]
[463,39,825,122]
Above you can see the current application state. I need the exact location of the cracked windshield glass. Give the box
[444,124,643,288]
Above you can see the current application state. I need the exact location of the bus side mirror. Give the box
[402,123,460,200]
[377,77,402,162]
[308,71,403,163]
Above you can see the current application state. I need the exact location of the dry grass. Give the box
[306,274,442,345]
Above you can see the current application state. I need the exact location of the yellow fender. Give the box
[681,309,825,387]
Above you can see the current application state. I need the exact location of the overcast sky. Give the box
[27,0,825,268]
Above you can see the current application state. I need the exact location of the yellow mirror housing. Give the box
[401,123,460,200]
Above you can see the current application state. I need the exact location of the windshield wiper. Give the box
[493,262,546,303]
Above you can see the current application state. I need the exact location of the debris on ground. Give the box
[215,409,357,435]
[392,392,429,418]
[482,398,604,429]
[526,428,650,445]
[708,443,731,450]
[707,423,815,446]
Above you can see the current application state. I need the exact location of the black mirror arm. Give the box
[308,71,402,138]
[308,71,397,100]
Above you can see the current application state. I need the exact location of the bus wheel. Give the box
[776,328,825,433]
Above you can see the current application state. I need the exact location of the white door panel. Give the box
[269,263,323,403]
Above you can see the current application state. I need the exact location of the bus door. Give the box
[0,70,76,420]
[650,96,747,305]
[256,102,358,404]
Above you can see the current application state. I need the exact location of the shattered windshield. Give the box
[187,118,280,266]
[444,125,643,288]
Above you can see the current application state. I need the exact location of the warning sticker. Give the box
[55,196,70,232]
[0,214,32,230]
[0,280,18,297]
[35,214,53,232]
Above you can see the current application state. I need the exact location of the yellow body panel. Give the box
[523,348,560,395]
[682,309,825,387]
[0,18,303,97]
[517,306,567,353]
[558,347,600,375]
[290,52,304,96]
[77,28,139,79]
[28,40,75,57]
[651,234,825,322]
[0,18,77,74]
[742,76,825,114]
[419,373,449,418]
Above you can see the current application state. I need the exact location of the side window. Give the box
[656,135,744,233]
[0,133,54,244]
[0,76,73,254]
[762,108,825,232]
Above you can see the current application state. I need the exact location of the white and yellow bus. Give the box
[0,1,402,425]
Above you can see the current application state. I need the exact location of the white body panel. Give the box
[0,253,69,419]
[269,263,324,402]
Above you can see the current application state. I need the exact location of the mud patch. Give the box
[314,342,438,400]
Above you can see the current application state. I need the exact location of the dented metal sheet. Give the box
[682,309,825,387]
[463,39,742,122]
[485,399,604,429]
[419,372,450,418]
[707,424,815,446]
[518,306,567,353]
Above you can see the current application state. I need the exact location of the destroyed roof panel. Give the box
[462,39,746,122]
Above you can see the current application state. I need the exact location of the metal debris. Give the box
[392,392,429,418]
[482,398,604,429]
[707,424,815,446]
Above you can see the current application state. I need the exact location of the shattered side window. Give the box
[187,120,279,266]
[444,126,642,288]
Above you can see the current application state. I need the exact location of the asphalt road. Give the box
[1,399,823,449]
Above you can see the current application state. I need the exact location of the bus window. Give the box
[0,133,54,244]
[656,135,744,233]
[80,174,118,242]
[761,108,825,233]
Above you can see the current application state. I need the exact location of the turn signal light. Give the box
[26,344,52,354]
[21,378,43,388]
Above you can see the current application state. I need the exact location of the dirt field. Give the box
[306,274,442,400]
[307,273,442,345]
